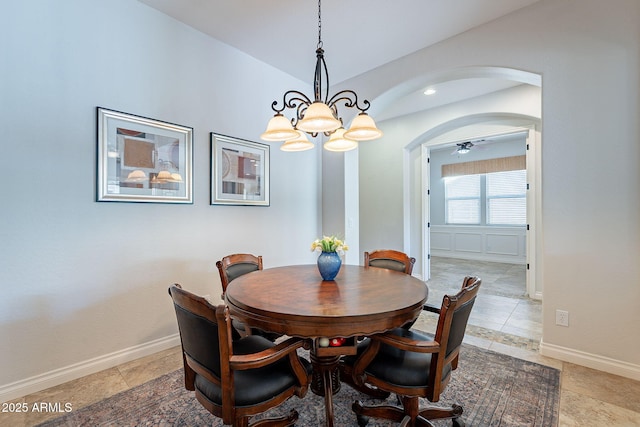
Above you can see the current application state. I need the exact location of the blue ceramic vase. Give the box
[317,251,342,281]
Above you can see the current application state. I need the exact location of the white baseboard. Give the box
[530,290,543,300]
[0,333,180,403]
[540,340,640,381]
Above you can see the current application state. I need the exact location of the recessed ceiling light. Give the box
[423,88,436,96]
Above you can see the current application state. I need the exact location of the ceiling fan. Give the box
[451,139,490,155]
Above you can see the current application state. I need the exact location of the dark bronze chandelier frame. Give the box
[268,0,372,135]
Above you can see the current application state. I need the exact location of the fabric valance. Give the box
[441,155,526,177]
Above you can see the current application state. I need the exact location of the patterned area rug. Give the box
[38,344,559,426]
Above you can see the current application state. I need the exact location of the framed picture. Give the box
[211,133,270,206]
[97,107,193,203]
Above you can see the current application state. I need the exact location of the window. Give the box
[445,175,481,224]
[486,170,526,225]
[444,169,526,226]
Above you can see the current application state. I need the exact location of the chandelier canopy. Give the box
[260,0,382,152]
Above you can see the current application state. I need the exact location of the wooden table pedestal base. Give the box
[310,352,342,427]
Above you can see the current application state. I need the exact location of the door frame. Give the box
[417,125,540,299]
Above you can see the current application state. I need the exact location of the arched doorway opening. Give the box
[402,113,541,300]
[358,66,542,298]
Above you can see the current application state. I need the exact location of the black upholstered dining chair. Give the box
[340,276,481,427]
[216,253,280,341]
[364,249,416,275]
[217,253,263,298]
[168,284,311,427]
[365,249,418,329]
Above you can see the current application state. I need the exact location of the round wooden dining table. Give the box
[225,264,428,427]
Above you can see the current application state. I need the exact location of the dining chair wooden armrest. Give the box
[422,304,440,314]
[373,330,441,353]
[230,337,306,370]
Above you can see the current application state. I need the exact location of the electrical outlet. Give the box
[556,309,569,327]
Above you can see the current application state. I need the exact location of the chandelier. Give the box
[260,0,383,152]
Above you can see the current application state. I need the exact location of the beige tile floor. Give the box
[2,257,639,426]
[421,257,640,427]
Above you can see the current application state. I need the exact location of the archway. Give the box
[402,114,541,299]
[367,66,542,119]
[357,67,542,295]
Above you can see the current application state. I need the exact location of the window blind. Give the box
[486,170,527,225]
[445,175,481,224]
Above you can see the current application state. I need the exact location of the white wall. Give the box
[351,0,640,378]
[0,0,321,399]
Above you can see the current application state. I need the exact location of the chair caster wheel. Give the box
[452,418,465,427]
[356,414,369,426]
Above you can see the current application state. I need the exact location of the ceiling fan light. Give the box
[280,131,315,151]
[297,102,341,133]
[323,128,358,152]
[261,114,299,141]
[457,147,470,154]
[344,113,383,141]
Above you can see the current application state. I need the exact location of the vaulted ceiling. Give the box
[138,0,539,116]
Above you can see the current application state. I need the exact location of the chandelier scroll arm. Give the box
[270,90,313,115]
[270,90,320,130]
[326,90,372,114]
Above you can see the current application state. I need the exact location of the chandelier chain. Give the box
[317,0,322,49]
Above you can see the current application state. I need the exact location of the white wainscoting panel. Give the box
[486,233,521,255]
[431,231,452,251]
[431,225,526,264]
[454,232,483,253]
